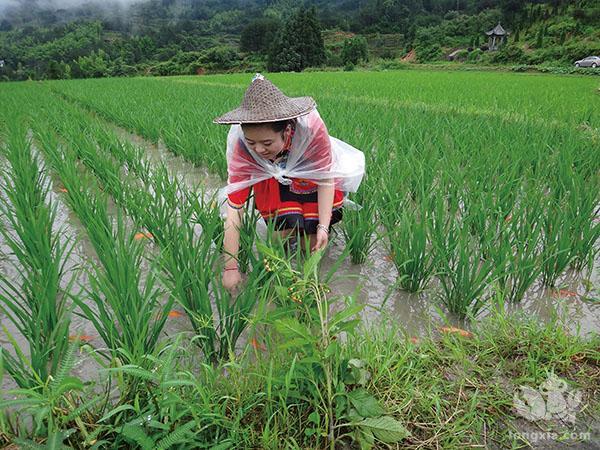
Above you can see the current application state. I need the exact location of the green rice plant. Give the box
[341,186,379,265]
[461,170,520,257]
[94,126,151,181]
[161,119,204,167]
[539,197,576,288]
[190,188,224,250]
[41,104,264,364]
[379,183,435,293]
[564,175,600,273]
[65,131,124,198]
[211,264,274,359]
[0,125,74,389]
[158,190,247,361]
[75,208,169,367]
[490,190,545,303]
[236,199,262,274]
[538,161,599,284]
[430,195,498,319]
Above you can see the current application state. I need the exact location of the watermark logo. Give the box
[513,373,582,424]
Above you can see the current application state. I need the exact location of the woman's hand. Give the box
[311,227,329,253]
[223,268,242,293]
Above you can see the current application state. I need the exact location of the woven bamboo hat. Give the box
[213,73,316,124]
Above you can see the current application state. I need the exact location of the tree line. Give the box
[0,0,598,81]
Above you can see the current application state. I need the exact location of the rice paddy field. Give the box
[0,70,599,449]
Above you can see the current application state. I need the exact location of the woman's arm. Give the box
[223,203,243,269]
[313,178,335,252]
[317,178,335,229]
[222,203,243,292]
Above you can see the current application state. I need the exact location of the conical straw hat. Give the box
[213,73,316,124]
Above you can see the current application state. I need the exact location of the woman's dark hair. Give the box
[241,119,295,134]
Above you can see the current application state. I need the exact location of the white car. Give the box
[574,56,599,68]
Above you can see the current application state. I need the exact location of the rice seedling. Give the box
[491,190,545,303]
[0,123,74,389]
[341,186,379,265]
[235,198,262,274]
[564,175,600,273]
[379,188,436,293]
[40,99,271,363]
[540,198,576,288]
[190,188,224,250]
[430,194,498,319]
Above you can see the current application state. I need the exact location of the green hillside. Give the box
[0,0,598,81]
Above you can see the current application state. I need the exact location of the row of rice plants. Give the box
[0,86,244,447]
[36,97,271,361]
[26,95,387,446]
[0,116,74,389]
[240,71,600,129]
[334,86,598,313]
[33,120,171,376]
[48,80,231,179]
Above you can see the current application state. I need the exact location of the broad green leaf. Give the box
[324,340,340,358]
[358,416,411,443]
[303,249,323,279]
[348,388,385,418]
[331,304,364,328]
[274,318,311,340]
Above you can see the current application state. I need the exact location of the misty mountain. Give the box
[0,0,524,33]
[1,0,597,82]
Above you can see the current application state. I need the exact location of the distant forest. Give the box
[0,0,598,80]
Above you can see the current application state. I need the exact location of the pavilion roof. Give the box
[486,23,507,36]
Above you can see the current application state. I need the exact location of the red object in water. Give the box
[551,289,578,298]
[134,231,154,240]
[69,334,95,342]
[250,337,266,352]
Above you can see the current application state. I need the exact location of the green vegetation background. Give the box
[0,0,599,81]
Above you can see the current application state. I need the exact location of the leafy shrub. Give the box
[198,46,241,71]
[341,36,369,65]
[490,45,525,64]
[467,48,483,62]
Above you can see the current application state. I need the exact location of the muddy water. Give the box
[320,232,599,339]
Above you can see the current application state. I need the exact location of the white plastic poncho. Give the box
[217,109,365,216]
